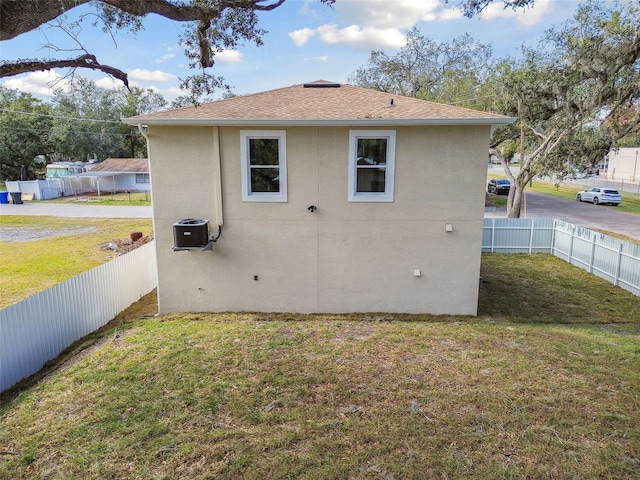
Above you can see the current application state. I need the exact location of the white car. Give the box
[576,187,621,206]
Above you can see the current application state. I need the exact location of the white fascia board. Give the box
[74,171,139,177]
[122,117,517,127]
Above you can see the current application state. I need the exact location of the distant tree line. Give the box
[0,80,168,181]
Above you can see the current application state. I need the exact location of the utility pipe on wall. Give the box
[212,127,224,227]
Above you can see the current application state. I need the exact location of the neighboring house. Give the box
[124,81,513,315]
[6,162,94,200]
[46,161,88,178]
[61,158,151,195]
[607,147,639,182]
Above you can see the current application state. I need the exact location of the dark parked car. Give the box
[487,178,511,195]
[576,187,621,206]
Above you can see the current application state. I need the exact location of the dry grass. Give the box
[479,253,640,325]
[46,191,151,206]
[1,255,639,479]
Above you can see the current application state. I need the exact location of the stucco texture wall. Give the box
[608,148,640,182]
[147,124,490,315]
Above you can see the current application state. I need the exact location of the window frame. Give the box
[135,173,150,184]
[240,130,287,203]
[348,130,396,202]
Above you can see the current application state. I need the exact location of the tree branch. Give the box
[0,0,291,41]
[1,0,336,95]
[0,54,129,88]
[0,0,89,41]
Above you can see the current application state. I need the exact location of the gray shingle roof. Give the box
[124,81,514,127]
[87,158,149,173]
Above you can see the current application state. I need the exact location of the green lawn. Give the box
[1,254,639,479]
[0,216,153,308]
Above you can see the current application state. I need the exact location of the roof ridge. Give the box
[124,81,515,125]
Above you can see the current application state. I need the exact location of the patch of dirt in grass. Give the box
[0,226,97,242]
[333,323,377,343]
[100,234,153,257]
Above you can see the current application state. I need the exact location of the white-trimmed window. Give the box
[348,130,396,202]
[240,130,287,202]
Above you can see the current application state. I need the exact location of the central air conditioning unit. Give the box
[173,219,210,250]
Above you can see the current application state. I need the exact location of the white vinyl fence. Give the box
[2,221,638,394]
[1,241,157,393]
[483,218,640,297]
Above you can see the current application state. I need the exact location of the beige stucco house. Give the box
[124,81,513,315]
[607,147,639,182]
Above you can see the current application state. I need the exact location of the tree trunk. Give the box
[507,184,524,218]
[507,168,535,218]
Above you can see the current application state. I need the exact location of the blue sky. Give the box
[1,0,584,103]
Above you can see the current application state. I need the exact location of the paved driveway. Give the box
[486,191,640,240]
[0,202,152,218]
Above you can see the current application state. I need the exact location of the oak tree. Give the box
[0,87,52,180]
[49,78,167,162]
[0,0,333,100]
[491,0,640,217]
[1,0,536,99]
[348,27,494,109]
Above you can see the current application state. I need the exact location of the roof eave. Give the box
[122,117,517,127]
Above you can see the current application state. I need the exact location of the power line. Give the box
[0,108,122,124]
[1,124,138,137]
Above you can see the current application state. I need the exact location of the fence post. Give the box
[614,243,623,287]
[491,218,496,253]
[529,219,535,254]
[551,220,558,256]
[589,234,597,274]
[568,225,576,265]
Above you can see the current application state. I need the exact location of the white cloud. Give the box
[316,24,406,49]
[298,0,321,20]
[438,7,464,22]
[154,53,176,64]
[480,0,554,27]
[289,28,316,47]
[94,77,122,90]
[215,50,242,63]
[127,69,177,83]
[288,0,466,50]
[162,86,185,99]
[335,0,441,29]
[2,70,68,98]
[309,55,329,62]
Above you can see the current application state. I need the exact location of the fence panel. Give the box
[0,242,157,393]
[484,218,640,297]
[482,218,555,254]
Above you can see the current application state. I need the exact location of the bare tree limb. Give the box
[0,0,316,89]
[0,0,289,41]
[0,54,129,88]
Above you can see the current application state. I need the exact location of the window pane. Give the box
[251,167,280,193]
[249,138,280,166]
[357,138,387,166]
[357,168,386,193]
